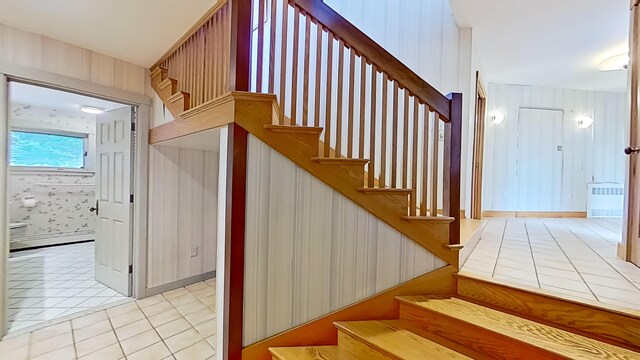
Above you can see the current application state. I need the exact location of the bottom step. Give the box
[269,345,357,360]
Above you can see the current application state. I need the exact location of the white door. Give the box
[94,107,133,296]
[516,108,564,211]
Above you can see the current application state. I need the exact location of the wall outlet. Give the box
[190,246,198,257]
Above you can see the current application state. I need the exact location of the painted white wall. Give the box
[242,135,446,345]
[484,83,627,212]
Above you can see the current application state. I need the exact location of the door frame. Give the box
[471,72,487,219]
[0,63,151,337]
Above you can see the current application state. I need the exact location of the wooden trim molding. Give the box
[444,93,462,245]
[482,211,587,218]
[242,265,457,360]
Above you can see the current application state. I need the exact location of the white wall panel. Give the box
[243,135,446,345]
[484,83,627,212]
[147,145,219,288]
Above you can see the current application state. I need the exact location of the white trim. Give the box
[10,235,94,251]
[0,74,8,339]
[133,103,150,299]
[10,167,95,176]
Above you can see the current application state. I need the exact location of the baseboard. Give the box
[242,265,457,360]
[10,234,95,251]
[142,271,216,298]
[482,211,587,218]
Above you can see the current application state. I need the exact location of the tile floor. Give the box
[8,242,128,332]
[0,279,217,360]
[461,217,640,311]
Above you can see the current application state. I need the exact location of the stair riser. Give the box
[398,303,568,360]
[337,331,397,360]
[157,81,177,99]
[150,68,168,87]
[362,193,410,217]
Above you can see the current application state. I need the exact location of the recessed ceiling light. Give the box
[81,106,105,114]
[598,53,629,72]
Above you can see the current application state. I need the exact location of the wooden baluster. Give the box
[431,113,440,216]
[278,1,289,124]
[347,48,355,158]
[336,41,345,157]
[391,81,399,188]
[380,73,388,187]
[313,23,323,127]
[410,100,419,216]
[302,15,311,126]
[256,0,265,92]
[203,22,209,102]
[214,14,221,97]
[359,56,366,158]
[291,7,300,125]
[368,64,377,187]
[402,91,410,189]
[421,105,430,216]
[324,32,334,157]
[268,0,277,93]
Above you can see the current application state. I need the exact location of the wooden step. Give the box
[397,295,639,359]
[358,188,412,216]
[311,157,369,166]
[269,346,358,360]
[167,91,191,113]
[335,320,469,359]
[150,66,168,87]
[401,215,455,223]
[157,78,178,99]
[264,124,323,135]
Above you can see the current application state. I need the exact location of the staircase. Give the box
[270,296,639,359]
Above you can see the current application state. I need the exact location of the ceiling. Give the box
[10,82,128,114]
[450,0,630,92]
[0,0,217,67]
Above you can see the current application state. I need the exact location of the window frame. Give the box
[9,128,90,172]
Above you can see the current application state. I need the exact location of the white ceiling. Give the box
[450,0,630,92]
[0,0,218,67]
[10,82,128,114]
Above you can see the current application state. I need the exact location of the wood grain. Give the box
[270,346,359,360]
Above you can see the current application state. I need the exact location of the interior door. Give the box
[516,108,564,211]
[623,0,640,264]
[94,107,132,296]
[471,72,487,219]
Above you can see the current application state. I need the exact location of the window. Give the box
[10,131,86,169]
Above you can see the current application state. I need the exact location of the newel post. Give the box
[223,1,252,359]
[444,92,462,245]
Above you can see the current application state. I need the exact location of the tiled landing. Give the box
[8,242,127,332]
[0,279,216,360]
[461,217,640,311]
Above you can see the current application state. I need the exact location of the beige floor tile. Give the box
[110,309,145,329]
[533,258,575,271]
[31,321,71,343]
[163,288,190,300]
[77,343,124,360]
[581,273,639,291]
[538,275,592,293]
[598,296,640,311]
[75,330,118,358]
[30,344,76,360]
[184,308,216,327]
[30,331,74,358]
[114,318,153,341]
[136,294,165,308]
[185,282,209,292]
[540,284,598,302]
[126,341,171,360]
[165,328,203,353]
[0,332,29,353]
[2,345,29,360]
[120,329,161,355]
[71,311,108,330]
[461,258,495,272]
[106,302,139,319]
[194,320,216,338]
[205,334,216,348]
[174,339,215,360]
[588,284,640,302]
[493,274,539,289]
[176,299,208,316]
[142,301,175,317]
[535,266,583,281]
[149,308,183,328]
[156,317,193,340]
[73,319,112,342]
[168,293,198,307]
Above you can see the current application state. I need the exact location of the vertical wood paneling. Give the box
[484,83,627,212]
[243,135,446,345]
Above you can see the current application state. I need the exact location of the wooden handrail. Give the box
[291,0,451,120]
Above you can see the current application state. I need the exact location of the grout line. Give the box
[523,218,541,288]
[540,219,600,301]
[491,218,509,277]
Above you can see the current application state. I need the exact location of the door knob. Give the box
[89,200,99,215]
[625,147,640,155]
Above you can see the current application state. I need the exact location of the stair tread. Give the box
[269,346,358,360]
[358,187,413,194]
[311,157,369,165]
[168,91,189,101]
[402,215,455,223]
[335,320,470,359]
[158,78,177,89]
[397,295,638,359]
[264,124,323,134]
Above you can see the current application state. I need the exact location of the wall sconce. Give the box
[491,111,505,125]
[577,115,593,129]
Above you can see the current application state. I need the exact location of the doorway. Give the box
[471,72,487,220]
[5,82,135,333]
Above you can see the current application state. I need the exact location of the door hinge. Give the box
[131,122,136,132]
[128,265,133,274]
[130,194,134,203]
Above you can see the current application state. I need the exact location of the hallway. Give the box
[461,218,640,311]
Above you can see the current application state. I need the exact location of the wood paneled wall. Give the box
[484,83,627,212]
[0,23,147,95]
[147,145,219,288]
[243,135,446,345]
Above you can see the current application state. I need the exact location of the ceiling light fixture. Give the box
[597,53,629,72]
[491,111,505,125]
[81,106,105,114]
[577,115,594,129]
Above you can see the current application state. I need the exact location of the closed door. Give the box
[94,107,133,296]
[516,108,564,211]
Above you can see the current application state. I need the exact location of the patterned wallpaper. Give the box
[9,103,96,242]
